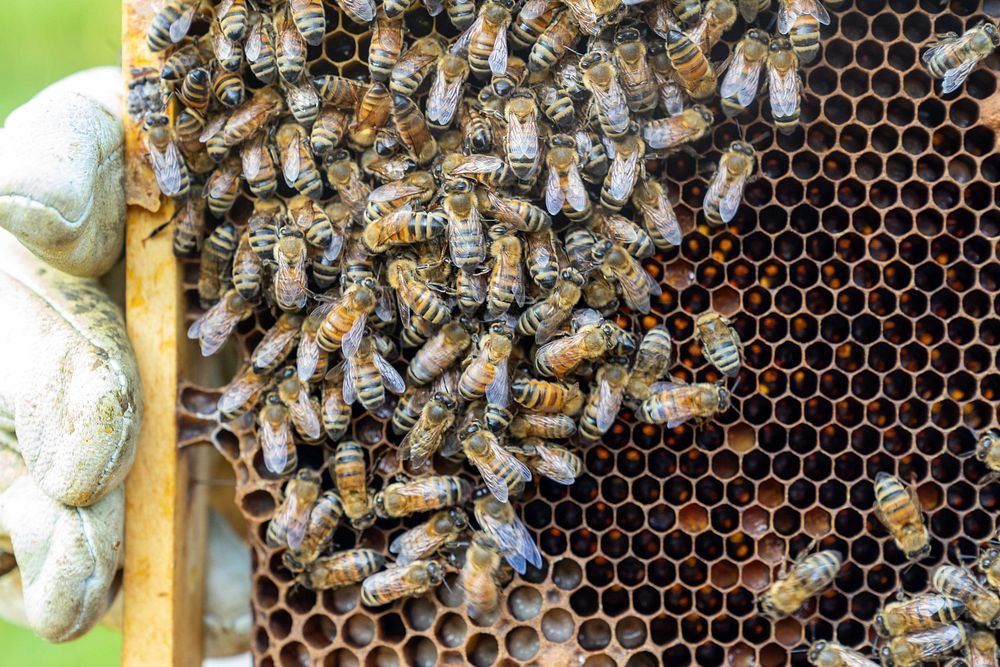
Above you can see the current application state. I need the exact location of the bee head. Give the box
[880,646,894,667]
[425,561,446,585]
[909,542,931,560]
[562,268,586,286]
[693,104,714,124]
[462,422,482,438]
[807,641,827,663]
[985,22,1000,46]
[590,239,613,260]
[614,27,640,44]
[717,387,732,411]
[331,148,351,162]
[449,508,468,530]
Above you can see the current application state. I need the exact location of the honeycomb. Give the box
[168,0,1000,665]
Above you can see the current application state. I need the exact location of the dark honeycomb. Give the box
[173,0,1000,665]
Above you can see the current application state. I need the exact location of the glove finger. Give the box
[28,67,123,123]
[0,69,124,277]
[0,477,123,642]
[0,233,141,507]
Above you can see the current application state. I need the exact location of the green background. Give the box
[0,0,122,664]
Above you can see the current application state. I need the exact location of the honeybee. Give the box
[721,29,769,118]
[923,22,1000,94]
[313,75,367,109]
[758,549,842,620]
[590,240,661,314]
[459,422,531,503]
[212,68,245,108]
[317,371,350,443]
[271,227,307,311]
[210,18,243,72]
[392,93,439,165]
[460,532,504,620]
[767,38,802,135]
[933,565,1000,628]
[688,0,737,55]
[776,0,830,64]
[143,114,191,199]
[578,359,630,442]
[613,27,657,113]
[408,319,475,386]
[275,121,322,199]
[276,9,307,84]
[334,440,375,529]
[629,179,679,250]
[342,327,406,410]
[511,438,582,483]
[642,104,714,152]
[491,56,527,99]
[510,376,582,415]
[599,134,644,212]
[166,192,205,257]
[503,91,541,180]
[299,549,385,590]
[456,268,488,314]
[516,269,582,341]
[250,314,301,374]
[528,10,581,74]
[276,367,322,441]
[315,278,379,352]
[874,594,967,637]
[361,560,446,606]
[374,475,473,518]
[873,472,931,560]
[511,0,555,49]
[459,323,514,404]
[880,623,971,667]
[430,182,485,274]
[311,107,348,157]
[534,317,614,378]
[202,159,239,225]
[648,43,686,116]
[522,230,558,290]
[241,131,278,199]
[427,53,470,130]
[325,150,372,221]
[695,312,743,378]
[638,379,730,426]
[188,289,253,356]
[979,531,1000,591]
[486,232,526,318]
[178,67,211,112]
[965,630,999,667]
[544,134,589,217]
[626,326,673,404]
[147,0,199,52]
[459,101,495,153]
[266,469,321,550]
[807,641,880,667]
[665,29,717,100]
[390,35,447,96]
[704,140,756,226]
[391,508,469,565]
[363,152,419,181]
[222,87,284,146]
[245,17,278,84]
[257,393,296,475]
[455,0,513,79]
[248,200,282,259]
[445,0,476,28]
[580,51,629,139]
[386,257,452,326]
[285,78,321,133]
[284,490,346,570]
[474,493,542,574]
[218,366,268,421]
[509,413,577,439]
[535,82,575,130]
[369,11,404,83]
[399,392,458,469]
[348,82,392,149]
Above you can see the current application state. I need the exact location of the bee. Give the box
[456,268,488,314]
[695,312,742,378]
[688,0,737,55]
[284,491,345,570]
[669,0,703,25]
[460,532,504,620]
[474,493,542,574]
[266,469,321,550]
[386,257,452,325]
[276,9,307,84]
[392,385,433,435]
[215,0,248,41]
[534,318,614,378]
[460,102,495,153]
[873,472,931,560]
[317,369,351,441]
[720,29,769,118]
[628,179,679,250]
[143,114,191,199]
[241,131,278,199]
[758,549,842,620]
[211,68,245,109]
[509,414,577,439]
[361,560,446,606]
[392,94,439,165]
[197,221,238,305]
[287,81,322,128]
[777,0,830,65]
[287,0,325,45]
[348,82,391,149]
[647,42,686,116]
[491,56,527,98]
[246,16,278,84]
[257,393,296,474]
[247,200,281,260]
[923,22,1000,94]
[511,375,582,415]
[276,122,323,199]
[591,240,661,314]
[390,508,468,565]
[513,440,581,485]
[704,140,756,226]
[880,623,971,667]
[459,323,514,404]
[210,18,243,72]
[398,392,458,469]
[168,193,205,257]
[524,230,559,291]
[638,379,730,426]
[316,278,379,352]
[375,475,473,518]
[503,91,541,180]
[299,549,385,590]
[218,366,268,421]
[535,82,576,129]
[481,191,552,233]
[457,0,514,79]
[528,10,581,73]
[965,631,999,667]
[486,232,526,318]
[276,367,322,441]
[807,641,880,667]
[738,0,770,21]
[665,29,717,100]
[384,0,417,17]
[313,75,368,109]
[427,53,471,130]
[613,27,657,113]
[437,179,486,272]
[979,529,1000,590]
[408,319,475,386]
[390,35,447,96]
[369,11,404,83]
[544,134,590,217]
[599,134,644,212]
[270,227,307,311]
[363,152,419,181]
[510,0,556,50]
[578,359,630,442]
[334,441,375,529]
[222,87,284,146]
[444,0,476,28]
[580,51,629,138]
[343,327,406,410]
[325,149,372,220]
[400,314,440,349]
[311,107,348,157]
[459,422,531,502]
[290,197,337,255]
[626,326,673,404]
[767,38,803,135]
[933,565,1000,628]
[147,0,199,52]
[365,171,437,225]
[178,67,211,112]
[642,104,714,152]
[251,314,302,374]
[874,594,967,638]
[441,154,515,188]
[374,127,401,156]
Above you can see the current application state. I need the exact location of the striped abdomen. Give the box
[459,358,497,400]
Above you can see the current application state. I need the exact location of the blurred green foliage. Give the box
[0,0,123,664]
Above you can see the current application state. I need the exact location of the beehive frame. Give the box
[121,0,1000,665]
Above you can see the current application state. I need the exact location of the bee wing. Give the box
[245,20,264,61]
[148,139,186,197]
[170,3,197,42]
[768,64,800,117]
[448,202,487,267]
[647,381,699,428]
[297,331,322,382]
[534,301,571,344]
[921,34,961,64]
[242,142,263,179]
[252,323,300,370]
[426,70,465,126]
[261,418,291,474]
[375,352,407,394]
[720,46,757,105]
[282,493,312,550]
[188,302,239,356]
[607,149,640,202]
[718,167,751,224]
[520,0,549,19]
[342,358,358,404]
[369,181,426,203]
[535,443,578,485]
[480,509,541,574]
[280,23,304,57]
[342,313,368,357]
[941,57,979,94]
[375,287,396,321]
[486,355,510,407]
[451,16,484,55]
[451,155,505,175]
[545,166,565,214]
[507,112,538,160]
[282,140,302,184]
[565,162,589,212]
[616,256,660,314]
[219,370,265,415]
[425,0,444,16]
[642,196,682,247]
[276,244,308,308]
[595,377,625,432]
[489,26,509,76]
[289,392,322,440]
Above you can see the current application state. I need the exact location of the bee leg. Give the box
[143,218,172,242]
[983,471,1000,485]
[791,538,818,568]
